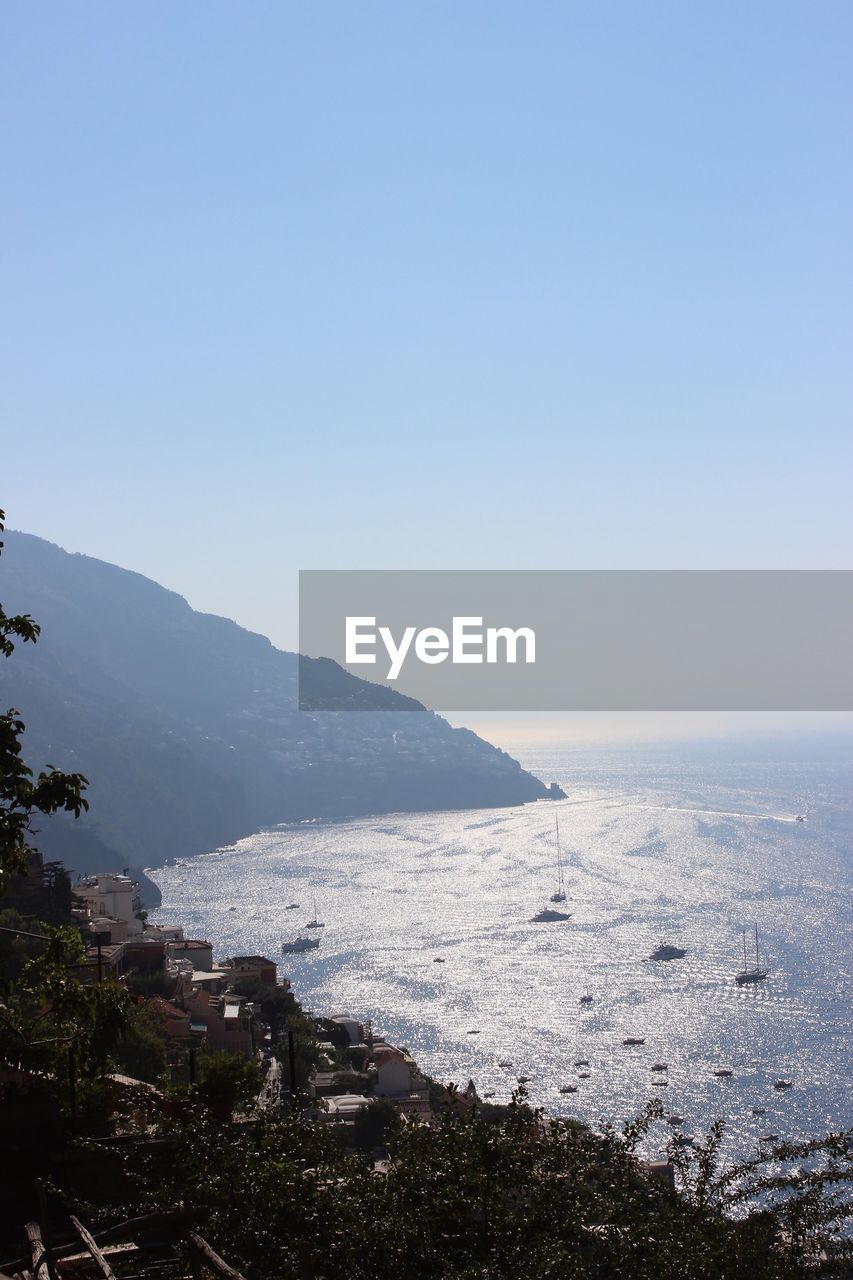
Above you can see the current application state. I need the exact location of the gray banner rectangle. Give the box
[298,570,853,711]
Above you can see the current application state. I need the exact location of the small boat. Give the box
[578,1072,591,1079]
[558,1084,578,1094]
[648,942,687,962]
[735,923,769,985]
[498,1061,513,1068]
[228,906,237,912]
[483,1091,495,1098]
[651,1063,668,1072]
[531,908,571,923]
[550,815,568,903]
[305,897,325,929]
[579,991,593,1005]
[282,935,320,953]
[760,1133,780,1143]
[573,1059,590,1068]
[713,1069,734,1078]
[467,1029,480,1035]
[773,1079,793,1090]
[751,1107,767,1116]
[517,1075,532,1084]
[667,1115,684,1126]
[652,1080,669,1087]
[794,814,806,823]
[285,903,300,910]
[623,1037,645,1046]
[673,1134,695,1147]
[433,957,445,963]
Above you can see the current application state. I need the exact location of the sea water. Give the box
[149,736,852,1164]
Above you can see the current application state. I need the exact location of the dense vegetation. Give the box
[61,1092,848,1280]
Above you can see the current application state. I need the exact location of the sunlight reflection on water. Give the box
[150,745,852,1162]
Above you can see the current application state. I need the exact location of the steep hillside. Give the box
[0,532,558,893]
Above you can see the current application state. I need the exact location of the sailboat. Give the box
[550,815,567,903]
[531,815,572,921]
[735,922,769,985]
[305,898,325,929]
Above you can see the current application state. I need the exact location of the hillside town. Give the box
[3,860,845,1280]
[2,865,849,1279]
[69,869,455,1132]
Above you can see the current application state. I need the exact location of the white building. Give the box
[75,873,144,936]
[372,1043,421,1096]
[167,938,214,971]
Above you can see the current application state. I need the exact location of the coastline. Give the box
[148,753,852,1166]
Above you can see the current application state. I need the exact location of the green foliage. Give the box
[113,999,168,1084]
[669,1121,853,1263]
[0,509,89,885]
[230,980,315,1091]
[0,905,42,990]
[74,1078,119,1138]
[2,858,73,928]
[123,966,173,997]
[352,1095,398,1152]
[193,1049,263,1120]
[0,923,131,1084]
[273,1009,321,1094]
[260,984,298,1041]
[232,975,263,999]
[89,1089,851,1280]
[0,520,135,1157]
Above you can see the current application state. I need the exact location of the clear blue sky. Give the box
[2,2,851,676]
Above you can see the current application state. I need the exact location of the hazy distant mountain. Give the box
[0,531,558,897]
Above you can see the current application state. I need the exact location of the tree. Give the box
[194,1049,262,1120]
[113,999,169,1084]
[0,924,130,1083]
[352,1096,398,1152]
[124,967,174,998]
[0,509,131,1139]
[0,508,89,888]
[101,1090,851,1280]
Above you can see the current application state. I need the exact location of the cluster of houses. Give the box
[71,871,463,1130]
[311,1015,439,1124]
[72,873,280,1058]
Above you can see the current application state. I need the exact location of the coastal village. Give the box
[2,861,848,1279]
[70,869,452,1131]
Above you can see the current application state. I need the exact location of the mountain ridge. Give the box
[1,530,560,899]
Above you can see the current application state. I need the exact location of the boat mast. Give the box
[754,922,760,970]
[742,927,748,971]
[555,815,563,890]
